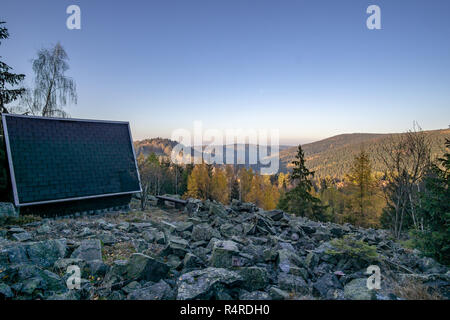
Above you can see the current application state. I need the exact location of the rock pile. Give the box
[0,198,448,300]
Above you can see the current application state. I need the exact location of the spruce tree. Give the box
[278,145,324,220]
[0,21,25,114]
[230,178,240,201]
[414,139,450,265]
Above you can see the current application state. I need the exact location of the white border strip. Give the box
[2,114,20,205]
[2,113,142,207]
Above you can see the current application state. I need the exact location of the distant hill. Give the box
[134,129,450,179]
[279,129,450,179]
[134,138,290,168]
[134,138,178,157]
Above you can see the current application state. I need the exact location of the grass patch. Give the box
[0,214,42,226]
[102,241,136,264]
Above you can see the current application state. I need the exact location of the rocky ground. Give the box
[0,198,448,300]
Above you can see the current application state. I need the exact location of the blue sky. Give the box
[1,0,450,144]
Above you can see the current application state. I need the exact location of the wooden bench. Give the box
[155,195,187,209]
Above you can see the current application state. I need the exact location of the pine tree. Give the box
[278,145,324,220]
[0,21,25,114]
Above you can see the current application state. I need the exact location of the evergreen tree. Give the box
[413,139,450,265]
[230,177,240,201]
[278,145,324,220]
[0,21,25,114]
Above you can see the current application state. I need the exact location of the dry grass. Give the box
[112,206,187,224]
[102,241,136,264]
[392,277,443,300]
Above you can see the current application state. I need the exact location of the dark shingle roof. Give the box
[2,114,141,206]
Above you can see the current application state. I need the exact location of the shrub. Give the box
[326,235,379,262]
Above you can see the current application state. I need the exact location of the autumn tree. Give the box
[278,172,288,191]
[211,167,230,204]
[262,175,280,210]
[247,175,264,207]
[186,163,211,200]
[238,167,254,202]
[224,165,236,202]
[378,126,432,238]
[345,148,378,227]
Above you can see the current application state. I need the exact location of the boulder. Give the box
[175,221,194,233]
[2,264,66,298]
[36,224,52,235]
[269,286,290,300]
[182,252,205,271]
[277,272,310,295]
[102,260,129,286]
[0,202,18,222]
[87,260,109,277]
[238,267,269,291]
[12,232,32,242]
[191,223,220,242]
[26,239,67,268]
[71,239,102,262]
[0,283,14,299]
[160,237,189,258]
[277,249,308,279]
[239,290,271,300]
[125,253,170,282]
[177,267,242,300]
[53,258,88,277]
[266,210,285,221]
[209,203,228,218]
[313,273,343,298]
[344,278,376,300]
[209,240,240,268]
[127,280,174,300]
[122,281,141,294]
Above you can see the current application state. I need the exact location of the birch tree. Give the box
[21,42,76,117]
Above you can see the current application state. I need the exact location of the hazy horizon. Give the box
[2,0,450,143]
[136,127,450,147]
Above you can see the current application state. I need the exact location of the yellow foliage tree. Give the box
[238,167,254,202]
[211,168,230,204]
[186,163,211,200]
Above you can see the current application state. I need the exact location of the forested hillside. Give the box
[280,129,450,179]
[134,138,178,157]
[134,129,449,181]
